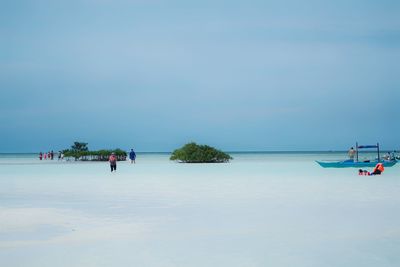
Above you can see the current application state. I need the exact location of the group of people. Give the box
[38,148,135,173]
[39,151,64,160]
[348,146,394,176]
[348,147,397,161]
[359,163,384,176]
[109,149,136,172]
[383,151,396,161]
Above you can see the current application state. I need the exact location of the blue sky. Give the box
[1,0,399,152]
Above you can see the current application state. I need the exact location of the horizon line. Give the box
[0,149,397,154]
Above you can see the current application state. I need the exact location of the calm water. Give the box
[1,152,399,267]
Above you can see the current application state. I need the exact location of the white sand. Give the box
[1,154,400,266]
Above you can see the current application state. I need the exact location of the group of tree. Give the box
[63,141,231,163]
[63,142,126,161]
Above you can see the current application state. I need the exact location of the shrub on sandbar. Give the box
[170,142,232,163]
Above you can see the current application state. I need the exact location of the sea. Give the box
[0,152,399,267]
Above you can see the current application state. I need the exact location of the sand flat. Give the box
[1,153,400,266]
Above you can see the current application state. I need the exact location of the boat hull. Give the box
[316,160,397,168]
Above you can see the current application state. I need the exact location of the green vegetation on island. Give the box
[63,142,127,161]
[170,142,232,163]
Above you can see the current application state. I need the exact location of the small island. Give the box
[63,142,127,161]
[170,142,232,163]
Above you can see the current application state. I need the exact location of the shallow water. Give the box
[1,153,399,267]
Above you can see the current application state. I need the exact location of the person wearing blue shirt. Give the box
[129,149,136,164]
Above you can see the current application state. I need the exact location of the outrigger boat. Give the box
[316,143,397,168]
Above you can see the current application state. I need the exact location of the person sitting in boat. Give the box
[371,163,384,175]
[383,152,391,160]
[348,147,356,160]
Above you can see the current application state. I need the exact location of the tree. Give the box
[170,142,232,163]
[63,142,127,161]
[71,142,88,152]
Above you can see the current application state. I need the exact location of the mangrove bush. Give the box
[170,142,232,163]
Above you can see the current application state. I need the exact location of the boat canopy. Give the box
[357,145,378,149]
[356,142,380,162]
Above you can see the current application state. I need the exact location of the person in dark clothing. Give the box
[129,149,136,164]
[109,153,117,172]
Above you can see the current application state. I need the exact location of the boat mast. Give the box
[377,142,380,161]
[356,142,358,162]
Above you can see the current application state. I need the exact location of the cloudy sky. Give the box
[1,0,399,152]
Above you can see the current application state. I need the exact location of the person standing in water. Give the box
[39,152,43,160]
[129,149,136,164]
[109,152,117,172]
[348,147,356,160]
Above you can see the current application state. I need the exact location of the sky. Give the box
[1,0,399,152]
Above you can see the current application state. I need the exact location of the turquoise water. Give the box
[0,153,399,267]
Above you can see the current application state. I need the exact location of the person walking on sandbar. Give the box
[109,152,117,172]
[129,149,136,164]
